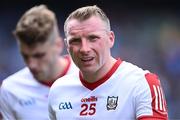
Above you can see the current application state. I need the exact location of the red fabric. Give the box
[138,73,168,120]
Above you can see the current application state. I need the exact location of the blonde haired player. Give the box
[48,5,168,120]
[0,5,78,120]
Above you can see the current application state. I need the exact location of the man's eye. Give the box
[88,36,98,42]
[69,38,81,45]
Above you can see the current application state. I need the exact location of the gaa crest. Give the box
[106,96,118,110]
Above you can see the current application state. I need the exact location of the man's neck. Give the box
[82,57,116,83]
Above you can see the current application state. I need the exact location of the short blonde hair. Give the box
[64,5,111,36]
[14,5,59,45]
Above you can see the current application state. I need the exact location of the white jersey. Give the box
[48,59,168,120]
[0,56,78,120]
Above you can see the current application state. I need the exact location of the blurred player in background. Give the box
[0,4,78,120]
[48,5,168,120]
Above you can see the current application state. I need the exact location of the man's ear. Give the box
[109,31,115,48]
[64,38,70,53]
[55,37,64,54]
[64,38,68,47]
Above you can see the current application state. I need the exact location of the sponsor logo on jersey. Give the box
[81,96,98,103]
[106,96,118,110]
[19,98,36,106]
[59,102,72,110]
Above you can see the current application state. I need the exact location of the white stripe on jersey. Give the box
[157,86,162,110]
[153,85,158,110]
[153,85,166,112]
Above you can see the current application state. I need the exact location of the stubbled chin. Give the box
[79,65,95,74]
[77,58,96,72]
[33,73,45,81]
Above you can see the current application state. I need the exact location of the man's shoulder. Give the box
[51,73,79,90]
[49,73,80,101]
[120,61,162,89]
[3,67,31,80]
[114,61,152,87]
[118,61,147,76]
[1,67,33,89]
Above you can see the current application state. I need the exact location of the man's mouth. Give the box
[81,57,94,62]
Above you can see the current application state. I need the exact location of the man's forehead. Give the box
[66,16,106,32]
[66,25,107,37]
[20,45,47,56]
[19,41,50,51]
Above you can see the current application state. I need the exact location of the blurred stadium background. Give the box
[0,0,179,119]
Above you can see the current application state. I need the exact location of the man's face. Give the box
[65,16,115,74]
[19,41,59,81]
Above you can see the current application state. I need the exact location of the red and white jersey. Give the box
[0,56,78,120]
[48,59,168,120]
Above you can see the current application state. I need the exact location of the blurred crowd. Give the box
[0,1,179,119]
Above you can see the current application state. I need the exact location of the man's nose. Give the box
[79,39,90,53]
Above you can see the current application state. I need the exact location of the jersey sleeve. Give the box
[136,73,168,120]
[0,86,16,120]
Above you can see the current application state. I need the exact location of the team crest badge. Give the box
[106,96,118,110]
